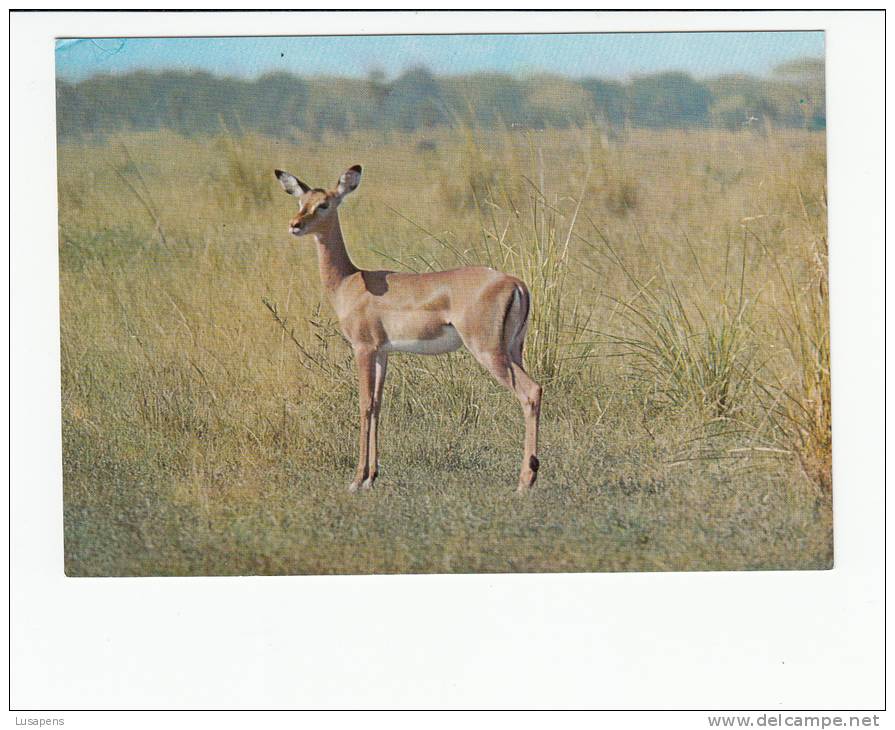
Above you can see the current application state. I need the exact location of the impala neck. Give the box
[312,216,359,298]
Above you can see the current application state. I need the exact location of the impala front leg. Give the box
[349,347,377,492]
[365,352,388,490]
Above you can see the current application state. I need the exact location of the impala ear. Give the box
[335,165,362,197]
[275,169,310,196]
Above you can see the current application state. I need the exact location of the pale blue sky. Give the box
[55,32,824,82]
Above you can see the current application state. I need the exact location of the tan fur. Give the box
[275,166,543,492]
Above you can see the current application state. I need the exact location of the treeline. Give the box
[56,58,825,139]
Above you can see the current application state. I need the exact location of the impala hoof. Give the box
[361,477,375,491]
[516,455,540,492]
[517,472,538,492]
[347,480,363,493]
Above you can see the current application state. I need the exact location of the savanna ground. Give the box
[58,126,832,575]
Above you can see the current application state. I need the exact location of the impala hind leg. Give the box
[349,347,377,492]
[470,350,543,492]
[509,360,542,491]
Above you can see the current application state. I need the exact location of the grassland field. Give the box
[58,126,832,575]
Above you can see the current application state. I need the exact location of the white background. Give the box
[8,9,886,717]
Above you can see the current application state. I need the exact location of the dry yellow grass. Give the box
[58,126,832,575]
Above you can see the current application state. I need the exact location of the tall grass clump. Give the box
[756,228,831,493]
[214,134,275,211]
[594,232,758,420]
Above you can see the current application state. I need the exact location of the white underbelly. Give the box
[383,325,463,355]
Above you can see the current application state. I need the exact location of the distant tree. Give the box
[580,78,628,127]
[384,67,446,131]
[772,57,825,84]
[367,68,389,105]
[706,76,780,131]
[710,95,777,131]
[56,80,84,137]
[525,76,593,128]
[772,57,825,129]
[245,72,309,136]
[438,73,527,128]
[629,72,713,128]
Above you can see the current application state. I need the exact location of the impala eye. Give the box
[318,203,329,211]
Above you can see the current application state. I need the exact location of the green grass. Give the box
[58,127,832,575]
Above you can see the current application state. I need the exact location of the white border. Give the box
[9,10,886,713]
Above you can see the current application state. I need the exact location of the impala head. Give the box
[274,165,362,237]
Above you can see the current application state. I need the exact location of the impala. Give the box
[275,165,543,493]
